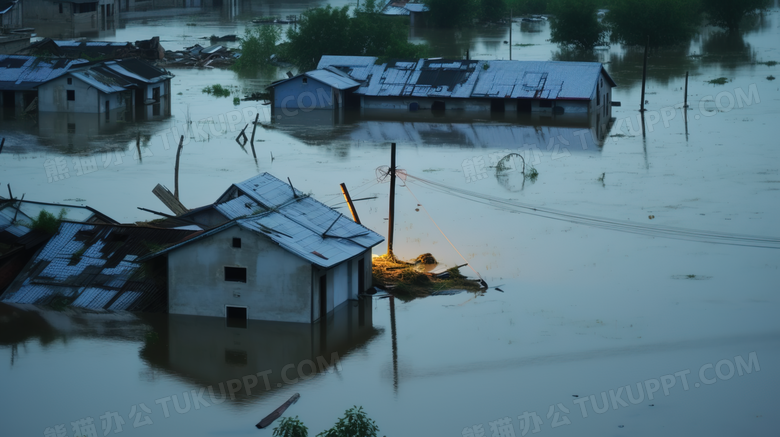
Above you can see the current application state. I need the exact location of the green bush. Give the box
[285,2,427,71]
[605,0,702,46]
[703,0,770,30]
[273,417,308,437]
[26,209,66,235]
[233,25,282,72]
[316,406,380,437]
[549,0,606,48]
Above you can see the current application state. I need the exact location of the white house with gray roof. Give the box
[146,173,384,323]
[269,55,616,118]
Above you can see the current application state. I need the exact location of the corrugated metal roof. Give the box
[0,55,85,91]
[154,173,384,269]
[319,56,615,101]
[1,223,199,312]
[103,58,172,84]
[316,55,378,82]
[405,3,428,12]
[69,67,132,94]
[306,70,360,90]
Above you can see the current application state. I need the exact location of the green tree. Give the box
[424,0,479,27]
[480,0,508,22]
[285,4,427,71]
[316,406,380,437]
[273,417,308,437]
[605,0,702,46]
[233,25,282,72]
[24,209,66,235]
[548,0,606,48]
[702,0,770,30]
[505,0,548,15]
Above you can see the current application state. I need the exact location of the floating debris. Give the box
[372,253,485,301]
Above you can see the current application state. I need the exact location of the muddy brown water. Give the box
[2,3,780,436]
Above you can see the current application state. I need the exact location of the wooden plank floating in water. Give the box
[255,393,301,429]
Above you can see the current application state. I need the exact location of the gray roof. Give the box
[0,55,85,91]
[405,3,428,12]
[472,60,616,100]
[0,199,116,240]
[152,173,384,269]
[267,69,360,91]
[1,222,199,312]
[316,55,378,81]
[37,58,172,92]
[314,56,616,101]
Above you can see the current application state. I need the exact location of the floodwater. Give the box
[2,2,780,436]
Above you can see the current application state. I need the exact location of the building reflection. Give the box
[139,298,380,403]
[270,108,614,153]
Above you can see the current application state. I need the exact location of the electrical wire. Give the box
[404,173,780,250]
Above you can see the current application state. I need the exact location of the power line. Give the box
[405,173,780,250]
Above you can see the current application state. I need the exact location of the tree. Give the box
[285,4,427,71]
[480,0,507,22]
[273,417,308,437]
[424,0,479,27]
[24,209,66,235]
[233,25,282,73]
[548,0,606,49]
[605,0,702,46]
[273,406,380,437]
[316,406,380,437]
[505,0,548,15]
[703,0,770,30]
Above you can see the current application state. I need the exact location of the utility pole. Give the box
[387,143,396,257]
[509,9,513,61]
[640,35,649,112]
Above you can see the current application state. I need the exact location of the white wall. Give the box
[38,74,127,114]
[168,226,313,323]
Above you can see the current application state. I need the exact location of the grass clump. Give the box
[372,253,484,301]
[707,77,729,85]
[25,209,66,235]
[202,84,232,97]
[768,75,776,81]
[525,165,539,182]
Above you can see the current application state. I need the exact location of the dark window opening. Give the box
[302,77,308,84]
[490,99,505,112]
[225,266,247,282]
[319,274,327,320]
[67,123,76,133]
[539,100,552,108]
[59,3,63,13]
[232,237,241,248]
[67,77,72,85]
[431,101,445,111]
[67,90,75,101]
[226,306,247,329]
[224,349,247,365]
[517,99,532,113]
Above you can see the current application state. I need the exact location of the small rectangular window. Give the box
[232,237,241,248]
[539,100,552,108]
[302,77,308,84]
[225,266,246,282]
[67,77,72,85]
[59,3,63,13]
[67,90,75,101]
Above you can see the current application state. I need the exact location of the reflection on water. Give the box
[0,297,379,406]
[699,29,757,69]
[270,109,613,153]
[139,298,379,405]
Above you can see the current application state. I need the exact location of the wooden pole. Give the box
[7,184,12,199]
[136,132,142,162]
[249,113,259,159]
[640,35,649,112]
[0,138,5,155]
[12,193,24,223]
[174,135,184,200]
[509,9,512,61]
[683,71,689,108]
[340,183,361,224]
[390,295,398,393]
[387,143,396,257]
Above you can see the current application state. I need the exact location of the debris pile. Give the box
[162,44,238,68]
[372,253,484,300]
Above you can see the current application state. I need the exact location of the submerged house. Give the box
[269,55,616,119]
[0,55,84,112]
[0,222,199,311]
[143,173,384,324]
[37,57,173,120]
